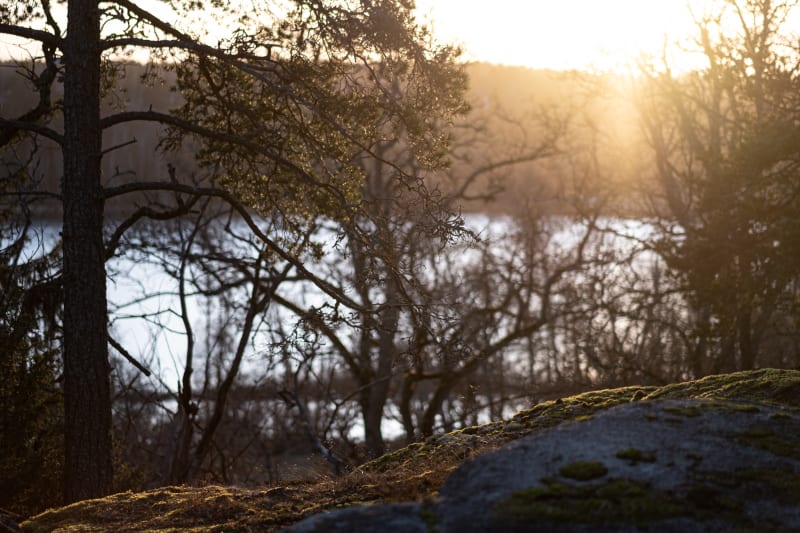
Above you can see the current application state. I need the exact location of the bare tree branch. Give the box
[0,24,61,47]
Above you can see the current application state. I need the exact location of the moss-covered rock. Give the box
[22,369,800,532]
[644,368,800,407]
[615,448,657,464]
[429,397,800,532]
[494,478,687,529]
[558,461,608,481]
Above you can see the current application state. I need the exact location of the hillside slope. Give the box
[21,368,800,532]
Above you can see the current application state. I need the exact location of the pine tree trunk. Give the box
[62,0,113,502]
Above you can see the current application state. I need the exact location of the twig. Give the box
[108,335,152,376]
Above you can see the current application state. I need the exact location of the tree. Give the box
[638,0,800,375]
[0,171,63,516]
[268,90,578,456]
[1,0,466,501]
[113,201,303,484]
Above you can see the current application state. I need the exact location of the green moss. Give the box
[616,448,657,463]
[418,502,439,533]
[742,428,772,438]
[493,478,686,527]
[508,386,660,432]
[360,442,427,472]
[739,429,800,460]
[663,405,702,417]
[696,465,800,510]
[726,403,761,413]
[688,484,743,509]
[494,474,767,530]
[645,369,800,409]
[559,461,608,481]
[732,467,800,503]
[566,387,659,410]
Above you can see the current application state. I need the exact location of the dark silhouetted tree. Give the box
[638,0,800,374]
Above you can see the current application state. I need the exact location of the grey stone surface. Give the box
[437,398,800,532]
[281,502,427,533]
[282,399,800,532]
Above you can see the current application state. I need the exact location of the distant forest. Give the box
[0,61,643,218]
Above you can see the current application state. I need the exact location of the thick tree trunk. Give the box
[62,0,112,502]
[361,282,401,459]
[362,400,386,459]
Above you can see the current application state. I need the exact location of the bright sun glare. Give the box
[6,1,798,73]
[415,0,700,72]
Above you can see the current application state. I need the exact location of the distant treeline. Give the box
[1,61,642,218]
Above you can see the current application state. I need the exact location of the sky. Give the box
[5,1,800,72]
[1,0,701,71]
[414,0,700,71]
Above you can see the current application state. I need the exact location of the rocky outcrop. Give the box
[19,369,800,532]
[284,397,800,532]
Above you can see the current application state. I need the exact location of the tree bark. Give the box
[362,398,387,459]
[62,0,113,502]
[361,282,400,459]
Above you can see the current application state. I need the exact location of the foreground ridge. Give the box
[22,369,800,532]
